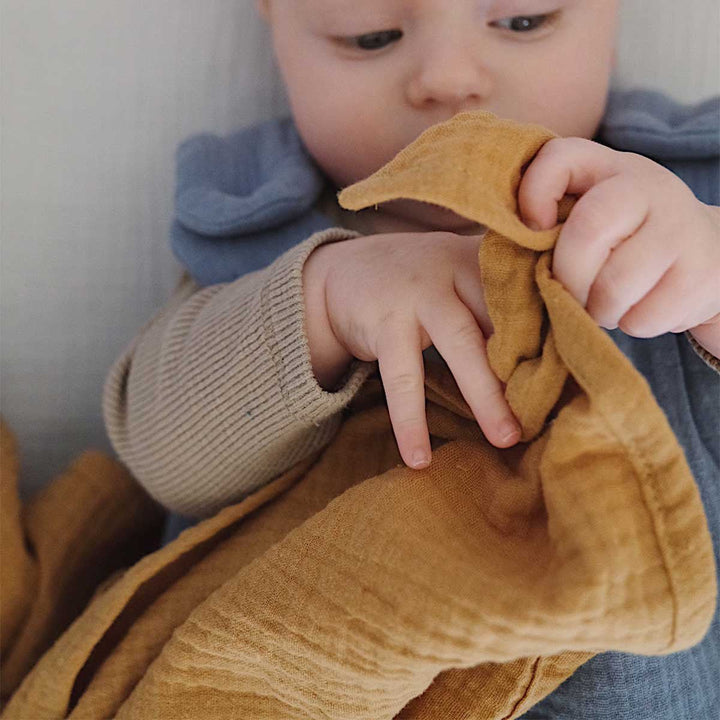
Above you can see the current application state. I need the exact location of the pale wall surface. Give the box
[2,0,719,496]
[615,0,719,101]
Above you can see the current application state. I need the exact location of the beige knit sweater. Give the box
[102,226,377,518]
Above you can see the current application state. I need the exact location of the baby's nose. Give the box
[405,44,493,111]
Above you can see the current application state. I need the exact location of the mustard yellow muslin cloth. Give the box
[2,112,715,720]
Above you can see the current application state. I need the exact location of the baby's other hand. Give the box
[518,138,720,355]
[302,232,522,470]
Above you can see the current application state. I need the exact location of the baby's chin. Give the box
[364,199,486,236]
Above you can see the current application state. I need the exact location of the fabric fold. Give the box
[2,111,716,720]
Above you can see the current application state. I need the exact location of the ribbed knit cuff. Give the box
[261,228,377,424]
[686,331,720,373]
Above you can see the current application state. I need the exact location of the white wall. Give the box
[615,0,719,100]
[1,0,719,497]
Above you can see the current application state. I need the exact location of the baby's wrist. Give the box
[302,245,353,390]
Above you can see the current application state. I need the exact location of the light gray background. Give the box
[2,1,719,496]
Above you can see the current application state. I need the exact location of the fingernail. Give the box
[411,451,430,469]
[500,420,521,444]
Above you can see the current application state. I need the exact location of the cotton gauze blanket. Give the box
[2,112,716,720]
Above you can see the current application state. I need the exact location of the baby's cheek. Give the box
[304,129,388,188]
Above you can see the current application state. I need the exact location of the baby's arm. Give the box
[103,228,374,519]
[105,223,523,518]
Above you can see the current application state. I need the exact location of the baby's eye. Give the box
[346,29,403,51]
[491,14,554,33]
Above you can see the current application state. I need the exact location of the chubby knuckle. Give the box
[572,196,608,238]
[447,318,482,349]
[377,309,403,334]
[384,370,424,397]
[618,312,653,338]
[537,136,566,158]
[617,315,641,336]
[549,136,594,160]
[621,150,659,176]
[391,413,425,431]
[618,150,647,167]
[568,136,595,153]
[592,265,625,303]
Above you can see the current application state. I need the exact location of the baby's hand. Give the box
[518,138,720,356]
[302,232,522,470]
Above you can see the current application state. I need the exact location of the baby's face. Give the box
[261,0,619,232]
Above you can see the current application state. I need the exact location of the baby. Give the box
[265,0,719,469]
[104,1,720,717]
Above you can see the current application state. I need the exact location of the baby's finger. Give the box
[586,214,677,329]
[618,263,706,338]
[519,137,622,230]
[453,263,493,337]
[376,327,432,470]
[420,298,521,448]
[552,173,650,307]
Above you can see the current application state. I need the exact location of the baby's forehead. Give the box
[297,0,564,6]
[300,0,387,11]
[293,0,575,17]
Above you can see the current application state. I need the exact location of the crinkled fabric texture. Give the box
[0,421,165,707]
[2,111,717,720]
[517,327,720,720]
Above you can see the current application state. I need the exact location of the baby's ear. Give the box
[256,0,270,22]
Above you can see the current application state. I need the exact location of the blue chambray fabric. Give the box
[162,88,720,719]
[171,117,334,286]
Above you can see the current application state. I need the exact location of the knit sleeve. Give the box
[102,227,375,518]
